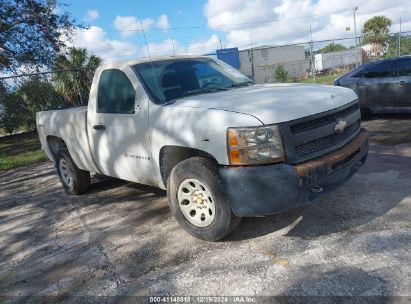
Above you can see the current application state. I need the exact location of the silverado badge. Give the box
[335,119,347,133]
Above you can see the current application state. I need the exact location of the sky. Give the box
[62,0,411,63]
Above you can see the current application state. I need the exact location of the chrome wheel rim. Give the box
[59,158,73,187]
[177,178,215,227]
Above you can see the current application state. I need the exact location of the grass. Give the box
[0,132,48,170]
[297,72,345,85]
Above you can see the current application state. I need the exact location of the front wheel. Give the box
[56,150,91,195]
[167,157,241,241]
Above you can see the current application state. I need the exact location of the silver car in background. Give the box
[334,56,411,116]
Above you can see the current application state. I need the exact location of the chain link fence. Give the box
[0,68,95,135]
[218,36,366,84]
[212,31,411,84]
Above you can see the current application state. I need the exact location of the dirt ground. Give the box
[0,116,410,302]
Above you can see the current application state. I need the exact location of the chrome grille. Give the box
[294,120,360,157]
[290,103,359,135]
[279,100,361,164]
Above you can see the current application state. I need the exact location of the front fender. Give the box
[149,104,262,188]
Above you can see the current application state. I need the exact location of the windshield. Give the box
[132,58,252,104]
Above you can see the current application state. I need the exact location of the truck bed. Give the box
[36,106,98,173]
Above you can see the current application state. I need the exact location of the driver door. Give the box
[394,58,411,108]
[88,67,152,183]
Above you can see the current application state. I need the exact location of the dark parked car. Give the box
[334,56,411,116]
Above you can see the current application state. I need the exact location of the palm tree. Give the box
[362,16,392,58]
[53,47,102,105]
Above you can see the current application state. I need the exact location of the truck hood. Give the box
[172,83,358,124]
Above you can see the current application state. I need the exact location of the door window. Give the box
[363,61,394,78]
[397,59,411,76]
[97,69,135,114]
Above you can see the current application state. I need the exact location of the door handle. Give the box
[93,124,106,131]
[398,81,406,86]
[356,81,365,87]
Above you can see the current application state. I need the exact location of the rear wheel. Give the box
[167,157,241,241]
[56,150,90,195]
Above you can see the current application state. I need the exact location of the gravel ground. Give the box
[0,117,410,302]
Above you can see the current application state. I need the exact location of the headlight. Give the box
[227,125,285,165]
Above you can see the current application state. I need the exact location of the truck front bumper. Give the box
[219,129,369,217]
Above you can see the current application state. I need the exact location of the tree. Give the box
[274,65,288,82]
[0,77,65,133]
[53,48,102,105]
[0,0,75,72]
[386,34,411,58]
[0,83,14,133]
[0,82,26,134]
[362,16,392,58]
[320,43,347,53]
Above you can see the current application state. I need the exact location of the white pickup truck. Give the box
[36,55,369,241]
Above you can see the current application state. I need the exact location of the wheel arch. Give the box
[159,145,219,187]
[46,135,68,162]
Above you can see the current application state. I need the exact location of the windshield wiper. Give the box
[229,81,254,88]
[183,87,228,97]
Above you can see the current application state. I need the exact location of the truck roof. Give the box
[102,55,213,69]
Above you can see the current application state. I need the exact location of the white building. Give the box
[238,45,306,83]
[314,49,361,72]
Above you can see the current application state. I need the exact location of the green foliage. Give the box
[0,88,26,134]
[386,35,411,57]
[0,77,65,133]
[274,65,288,82]
[320,43,347,53]
[0,147,47,170]
[362,16,392,58]
[0,83,14,134]
[0,0,77,72]
[0,47,101,134]
[298,71,345,85]
[0,133,47,170]
[53,48,102,105]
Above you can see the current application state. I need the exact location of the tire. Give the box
[167,157,241,241]
[56,149,91,195]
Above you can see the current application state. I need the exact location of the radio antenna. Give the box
[140,21,162,103]
[171,37,176,57]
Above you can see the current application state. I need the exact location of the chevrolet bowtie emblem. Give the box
[335,119,347,133]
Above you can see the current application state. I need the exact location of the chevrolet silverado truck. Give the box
[36,56,369,241]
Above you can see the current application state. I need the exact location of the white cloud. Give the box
[203,0,411,49]
[68,26,138,62]
[85,9,99,21]
[146,39,180,56]
[65,27,221,63]
[143,35,221,57]
[185,35,221,54]
[205,0,281,31]
[157,14,171,31]
[113,16,154,36]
